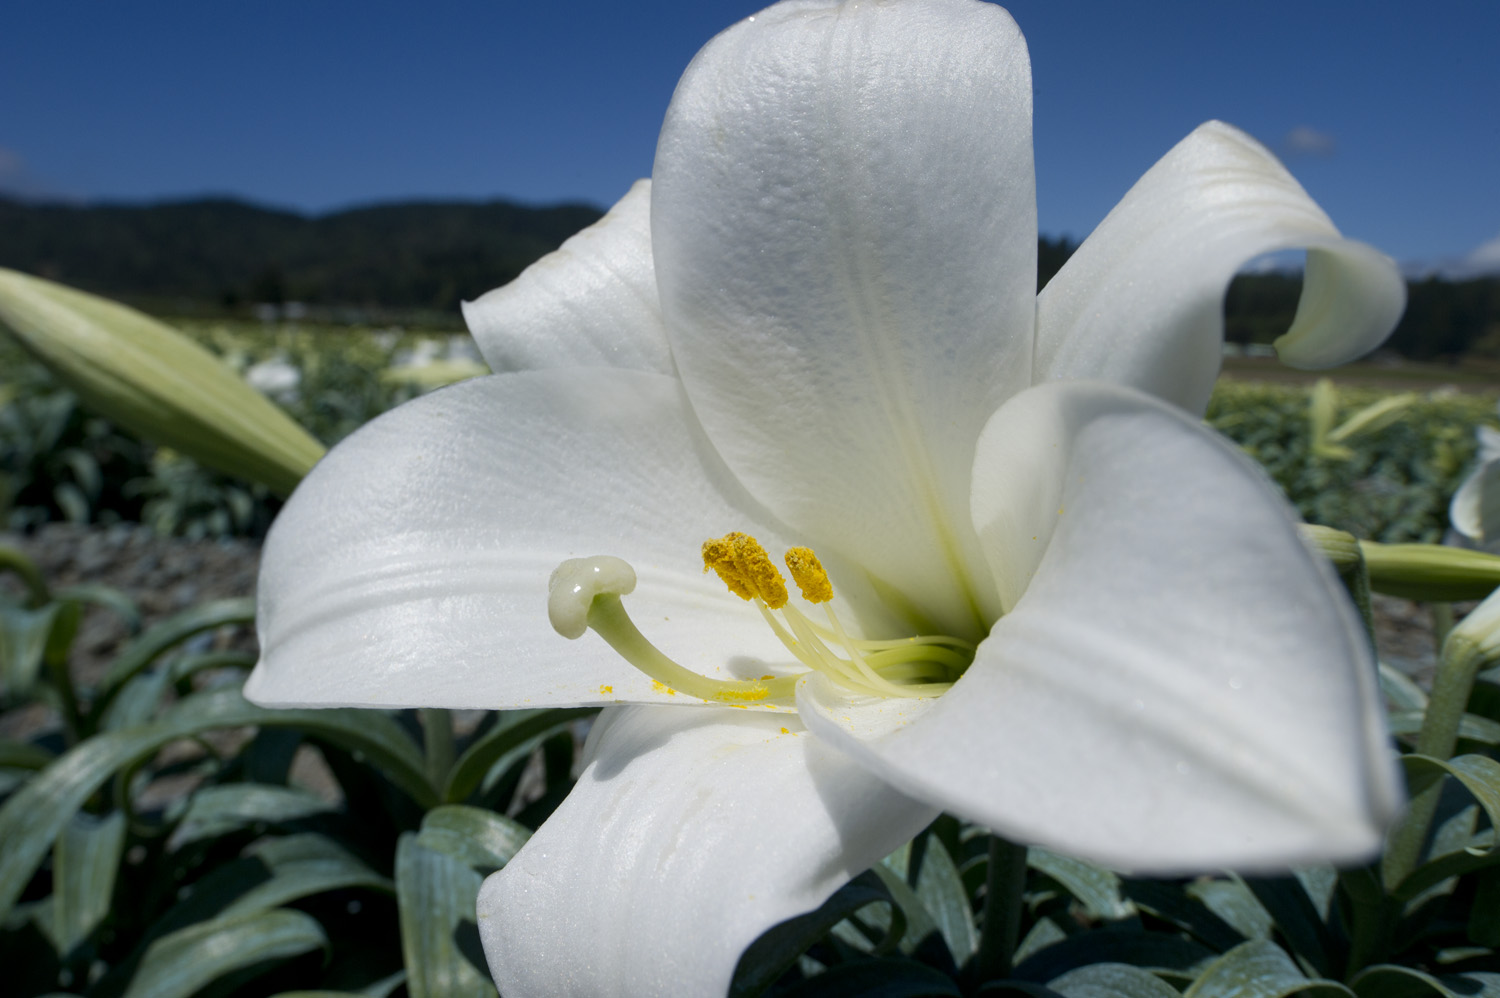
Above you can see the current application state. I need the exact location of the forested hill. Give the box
[0,195,603,313]
[2,195,1495,357]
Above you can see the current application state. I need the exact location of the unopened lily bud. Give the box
[1300,524,1362,574]
[0,268,325,497]
[1358,540,1500,602]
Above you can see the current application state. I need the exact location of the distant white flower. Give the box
[243,355,302,402]
[246,1,1406,994]
[1451,406,1500,552]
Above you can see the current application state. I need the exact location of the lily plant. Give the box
[246,1,1409,993]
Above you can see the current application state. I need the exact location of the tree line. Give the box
[1,196,1495,358]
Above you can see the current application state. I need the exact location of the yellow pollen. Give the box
[702,532,788,608]
[780,727,789,734]
[702,532,755,600]
[598,684,613,694]
[784,547,834,603]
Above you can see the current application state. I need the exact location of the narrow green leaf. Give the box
[99,669,170,732]
[1240,875,1335,975]
[1350,965,1457,998]
[0,602,60,698]
[1184,940,1352,998]
[220,834,392,918]
[913,834,979,964]
[48,809,126,955]
[95,597,255,713]
[1012,931,1216,985]
[1393,754,1500,899]
[443,708,594,803]
[395,834,496,998]
[415,805,530,873]
[1032,850,1130,921]
[731,872,890,998]
[778,958,961,996]
[1048,963,1182,998]
[0,686,430,924]
[870,862,942,956]
[1388,710,1500,746]
[121,908,328,998]
[1121,879,1245,951]
[1188,878,1272,941]
[51,582,141,634]
[1470,868,1500,948]
[0,738,55,769]
[172,783,337,847]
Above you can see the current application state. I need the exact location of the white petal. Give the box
[1035,121,1406,414]
[651,0,1036,635]
[478,705,935,998]
[799,381,1400,874]
[460,180,672,375]
[246,369,813,710]
[1451,457,1500,551]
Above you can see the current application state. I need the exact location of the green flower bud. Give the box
[0,268,324,497]
[1359,540,1500,602]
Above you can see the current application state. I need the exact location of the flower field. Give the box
[3,311,1500,996]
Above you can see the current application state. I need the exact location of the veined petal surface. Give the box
[1035,121,1405,414]
[478,705,935,998]
[800,381,1400,873]
[247,369,806,710]
[652,0,1036,636]
[461,180,673,375]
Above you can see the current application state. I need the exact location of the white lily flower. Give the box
[245,1,1406,993]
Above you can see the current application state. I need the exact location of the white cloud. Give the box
[1404,231,1500,280]
[1281,125,1337,158]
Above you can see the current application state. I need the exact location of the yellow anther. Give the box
[702,532,755,600]
[784,547,834,603]
[702,532,788,608]
[731,534,788,609]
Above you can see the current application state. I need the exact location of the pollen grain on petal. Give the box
[784,546,834,603]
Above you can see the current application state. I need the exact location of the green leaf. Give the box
[1012,931,1216,985]
[51,582,141,634]
[869,862,941,957]
[94,597,255,715]
[1241,874,1336,975]
[913,834,978,965]
[171,783,338,847]
[395,834,496,998]
[1392,755,1500,899]
[47,809,126,956]
[443,708,594,803]
[1470,868,1500,948]
[0,601,61,698]
[0,738,54,770]
[1352,968,1500,998]
[1184,940,1352,998]
[0,686,430,924]
[415,805,531,873]
[1122,879,1245,952]
[1188,878,1272,941]
[120,908,328,998]
[1030,849,1131,922]
[779,958,961,996]
[1048,963,1182,998]
[731,872,891,998]
[1389,710,1500,746]
[221,834,392,918]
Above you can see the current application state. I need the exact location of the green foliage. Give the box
[1207,381,1498,543]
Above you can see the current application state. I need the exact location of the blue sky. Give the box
[3,1,1496,273]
